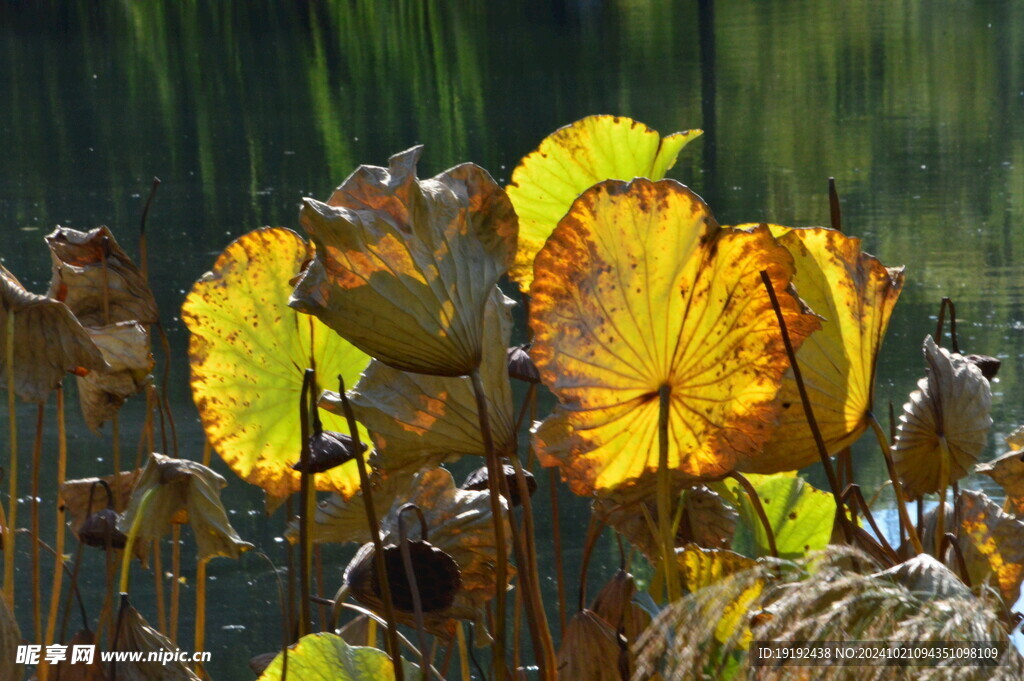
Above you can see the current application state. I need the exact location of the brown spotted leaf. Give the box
[957,489,1024,604]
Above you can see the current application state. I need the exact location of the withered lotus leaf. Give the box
[45,225,159,326]
[506,114,702,291]
[872,553,973,601]
[49,629,107,681]
[737,226,904,473]
[976,451,1024,518]
[118,453,251,563]
[182,227,372,502]
[893,336,992,500]
[957,489,1024,604]
[60,469,141,546]
[0,264,106,402]
[322,288,516,476]
[530,179,819,496]
[287,471,417,545]
[257,632,411,681]
[556,610,623,681]
[290,146,518,377]
[0,588,18,681]
[77,321,154,433]
[589,568,651,650]
[111,594,200,681]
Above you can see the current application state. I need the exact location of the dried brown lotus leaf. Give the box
[589,568,651,648]
[1006,425,1024,451]
[0,263,106,403]
[976,451,1024,518]
[893,335,992,500]
[957,489,1024,604]
[118,453,251,563]
[1,589,19,681]
[872,553,973,601]
[46,225,158,326]
[110,594,200,681]
[77,321,154,433]
[290,471,418,545]
[49,629,107,681]
[556,610,623,681]
[291,146,518,377]
[60,469,142,535]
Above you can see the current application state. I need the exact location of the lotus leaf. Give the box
[257,632,415,681]
[118,453,251,563]
[287,471,417,545]
[555,610,622,681]
[49,629,106,681]
[506,114,702,290]
[182,227,372,502]
[715,472,835,559]
[736,226,904,473]
[0,263,105,402]
[323,288,516,476]
[0,589,18,681]
[77,321,154,433]
[589,568,651,649]
[872,553,973,601]
[290,146,518,377]
[1006,425,1024,451]
[957,489,1024,604]
[60,468,142,539]
[530,179,819,496]
[977,451,1024,517]
[110,594,201,681]
[46,225,159,326]
[893,336,992,500]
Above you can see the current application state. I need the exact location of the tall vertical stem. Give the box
[656,384,680,602]
[4,310,17,606]
[41,386,66,681]
[195,558,208,679]
[469,368,507,681]
[170,524,181,644]
[868,415,924,554]
[31,402,44,644]
[298,370,314,638]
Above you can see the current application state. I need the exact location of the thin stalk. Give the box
[469,367,507,681]
[577,515,604,610]
[119,487,156,593]
[656,384,680,602]
[170,524,181,644]
[314,545,327,631]
[42,385,68,672]
[112,413,122,507]
[828,177,842,233]
[31,402,44,644]
[728,472,778,558]
[397,504,430,681]
[154,537,166,633]
[936,439,951,557]
[4,309,17,606]
[760,270,851,542]
[941,533,971,587]
[868,414,924,554]
[547,469,567,636]
[841,484,898,562]
[457,623,471,681]
[336,376,403,681]
[138,177,161,282]
[298,370,314,638]
[155,323,178,456]
[195,558,208,679]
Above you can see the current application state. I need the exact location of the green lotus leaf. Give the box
[257,632,415,681]
[714,472,835,559]
[182,227,372,503]
[507,114,702,290]
[290,146,518,377]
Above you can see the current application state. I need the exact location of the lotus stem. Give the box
[331,600,447,681]
[195,557,208,679]
[577,514,604,610]
[828,177,842,233]
[935,297,960,353]
[941,532,972,587]
[5,308,17,607]
[457,623,471,681]
[298,369,314,637]
[314,545,327,630]
[759,270,852,542]
[868,414,924,554]
[31,402,44,644]
[367,617,377,646]
[155,323,178,456]
[936,439,951,557]
[397,504,430,681]
[728,472,778,558]
[138,177,160,282]
[336,375,404,681]
[118,486,155,593]
[112,413,122,507]
[841,484,898,563]
[251,549,290,679]
[170,524,181,644]
[469,366,507,681]
[548,469,567,636]
[42,384,67,678]
[657,383,681,602]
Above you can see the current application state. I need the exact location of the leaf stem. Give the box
[728,472,778,558]
[868,414,924,554]
[657,384,680,602]
[4,308,17,607]
[118,487,155,593]
[298,369,314,637]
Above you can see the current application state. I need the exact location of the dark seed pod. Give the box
[964,354,1000,380]
[79,507,128,549]
[345,540,462,614]
[292,430,367,474]
[462,459,537,507]
[507,344,540,383]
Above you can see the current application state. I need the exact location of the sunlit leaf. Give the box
[45,225,158,326]
[735,226,904,473]
[0,588,18,681]
[715,472,835,559]
[893,336,992,500]
[110,594,200,681]
[530,179,819,497]
[507,114,702,290]
[118,453,252,563]
[0,263,105,403]
[76,321,154,433]
[182,227,372,502]
[1005,425,1024,451]
[257,632,413,681]
[676,543,762,647]
[957,489,1024,604]
[290,146,517,377]
[977,451,1024,517]
[323,288,516,476]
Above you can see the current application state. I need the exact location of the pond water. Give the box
[2,1,1023,678]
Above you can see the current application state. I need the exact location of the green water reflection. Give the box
[2,1,1023,677]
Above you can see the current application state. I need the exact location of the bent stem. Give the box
[4,309,17,607]
[469,367,507,681]
[656,384,680,602]
[298,369,314,638]
[336,376,404,681]
[868,414,924,554]
[397,504,430,681]
[728,472,778,558]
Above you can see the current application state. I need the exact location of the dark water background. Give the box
[2,1,1023,678]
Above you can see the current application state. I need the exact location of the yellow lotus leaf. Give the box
[290,146,518,377]
[182,227,372,502]
[530,179,819,496]
[957,489,1024,604]
[45,225,159,326]
[0,263,106,403]
[322,288,516,476]
[977,451,1024,517]
[76,321,154,433]
[677,544,761,645]
[734,226,904,473]
[506,114,702,290]
[257,632,415,681]
[893,335,992,500]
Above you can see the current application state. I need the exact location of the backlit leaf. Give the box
[257,632,412,681]
[182,227,372,502]
[507,114,702,290]
[977,451,1024,517]
[76,321,154,433]
[530,179,819,496]
[290,146,517,377]
[957,489,1024,604]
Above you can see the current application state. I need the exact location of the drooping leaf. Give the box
[110,594,200,681]
[290,471,416,545]
[506,115,702,290]
[0,263,106,403]
[736,226,904,473]
[323,288,516,476]
[0,588,18,681]
[257,632,414,681]
[50,629,107,681]
[182,227,372,503]
[45,225,159,326]
[715,472,835,559]
[893,336,992,500]
[556,610,624,681]
[290,146,518,377]
[589,568,652,651]
[76,321,154,433]
[976,451,1024,517]
[530,179,819,497]
[60,468,142,541]
[957,489,1024,604]
[118,453,252,563]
